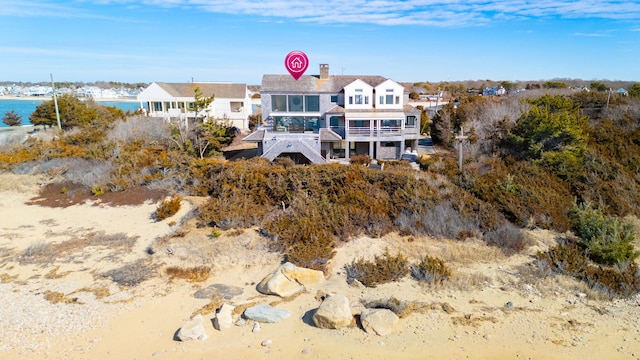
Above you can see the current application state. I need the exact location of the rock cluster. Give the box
[177,263,401,343]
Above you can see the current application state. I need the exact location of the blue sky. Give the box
[1,0,639,85]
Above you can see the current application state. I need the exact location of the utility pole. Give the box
[50,73,61,130]
[606,88,611,109]
[455,127,468,171]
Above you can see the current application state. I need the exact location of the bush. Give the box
[484,223,532,255]
[153,196,182,221]
[569,202,639,265]
[537,243,640,296]
[410,255,452,283]
[350,154,371,166]
[345,250,409,287]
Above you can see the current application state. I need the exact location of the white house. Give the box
[137,82,253,130]
[243,64,421,164]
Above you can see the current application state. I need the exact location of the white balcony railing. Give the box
[348,127,402,136]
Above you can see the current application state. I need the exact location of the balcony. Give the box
[348,127,402,136]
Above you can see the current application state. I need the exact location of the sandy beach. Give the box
[1,173,639,360]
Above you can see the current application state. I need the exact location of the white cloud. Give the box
[4,0,640,26]
[572,32,611,37]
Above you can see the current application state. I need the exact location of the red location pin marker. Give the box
[284,50,309,80]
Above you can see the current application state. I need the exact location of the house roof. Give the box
[261,75,389,93]
[155,82,248,99]
[325,105,345,114]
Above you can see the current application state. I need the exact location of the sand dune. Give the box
[1,174,639,359]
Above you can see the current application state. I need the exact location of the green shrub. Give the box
[153,196,182,221]
[569,202,639,265]
[410,255,452,283]
[345,250,409,287]
[91,184,105,197]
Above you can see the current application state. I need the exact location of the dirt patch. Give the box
[27,181,168,208]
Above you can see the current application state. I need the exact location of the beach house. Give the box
[137,82,253,130]
[243,64,421,164]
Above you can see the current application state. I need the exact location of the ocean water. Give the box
[0,99,143,127]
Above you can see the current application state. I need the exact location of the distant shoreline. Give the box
[0,95,139,102]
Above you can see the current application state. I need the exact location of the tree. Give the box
[193,121,236,158]
[542,81,568,89]
[504,95,588,179]
[2,110,22,127]
[29,94,97,129]
[628,83,640,98]
[169,86,235,158]
[500,81,517,94]
[590,81,608,92]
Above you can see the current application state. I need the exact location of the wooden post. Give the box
[455,127,468,171]
[50,74,61,130]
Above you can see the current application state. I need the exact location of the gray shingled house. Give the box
[243,64,421,164]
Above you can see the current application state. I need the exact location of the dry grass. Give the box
[0,273,18,283]
[70,285,112,300]
[231,301,262,317]
[436,239,504,265]
[43,290,81,304]
[19,232,139,265]
[0,173,46,193]
[45,266,72,279]
[153,196,182,221]
[451,313,500,327]
[269,291,304,307]
[444,272,493,291]
[191,296,224,317]
[363,297,432,319]
[165,266,211,282]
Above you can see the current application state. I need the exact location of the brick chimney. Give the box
[319,64,329,79]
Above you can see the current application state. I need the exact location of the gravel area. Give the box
[0,281,131,355]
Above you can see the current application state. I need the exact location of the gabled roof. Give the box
[155,82,248,99]
[261,75,389,93]
[326,105,345,114]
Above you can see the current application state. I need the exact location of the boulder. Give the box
[213,303,235,331]
[281,264,325,287]
[244,304,292,323]
[176,314,207,341]
[312,294,353,329]
[360,308,399,336]
[257,262,324,297]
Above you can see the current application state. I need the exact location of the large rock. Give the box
[176,314,208,341]
[213,303,235,331]
[360,308,399,336]
[257,262,324,297]
[244,304,292,323]
[312,294,353,329]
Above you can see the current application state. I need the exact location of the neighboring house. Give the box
[137,82,253,130]
[243,64,421,164]
[482,86,506,96]
[617,88,629,96]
